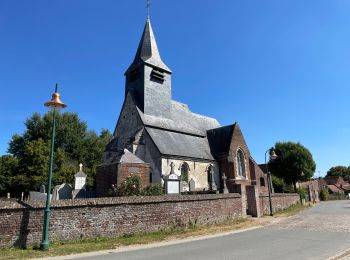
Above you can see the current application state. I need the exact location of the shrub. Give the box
[320,188,329,201]
[109,175,142,196]
[109,176,164,197]
[142,184,164,196]
[296,188,307,200]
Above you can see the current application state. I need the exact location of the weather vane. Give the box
[146,0,151,17]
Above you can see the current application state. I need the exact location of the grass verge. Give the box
[0,218,254,260]
[273,203,311,217]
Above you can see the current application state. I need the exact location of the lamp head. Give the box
[269,148,278,160]
[44,84,67,109]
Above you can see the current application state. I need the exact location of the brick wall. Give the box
[96,163,150,197]
[259,193,300,215]
[0,194,242,248]
[117,163,150,188]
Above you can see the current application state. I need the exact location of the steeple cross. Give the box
[146,0,151,17]
[79,163,83,172]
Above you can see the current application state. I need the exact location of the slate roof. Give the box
[126,17,171,73]
[136,98,220,161]
[207,124,236,157]
[75,171,87,178]
[102,149,147,165]
[145,127,215,161]
[137,100,220,137]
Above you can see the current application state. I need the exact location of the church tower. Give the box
[124,17,172,118]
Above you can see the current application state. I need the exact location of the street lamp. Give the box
[265,147,278,216]
[40,84,66,251]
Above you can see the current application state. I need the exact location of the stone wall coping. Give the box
[259,193,299,198]
[0,193,241,210]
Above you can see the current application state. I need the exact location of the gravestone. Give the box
[39,184,46,193]
[189,178,196,192]
[53,183,72,200]
[209,165,217,192]
[164,162,180,194]
[29,191,47,201]
[180,181,189,192]
[72,163,87,199]
[222,173,229,194]
[74,163,87,189]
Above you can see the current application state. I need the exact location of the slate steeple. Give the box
[126,17,171,74]
[125,18,172,119]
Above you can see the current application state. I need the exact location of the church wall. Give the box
[139,131,162,184]
[112,93,144,152]
[161,158,220,191]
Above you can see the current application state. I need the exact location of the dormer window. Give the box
[151,68,165,82]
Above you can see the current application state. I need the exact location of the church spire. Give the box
[126,18,171,73]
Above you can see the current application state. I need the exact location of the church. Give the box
[96,18,268,196]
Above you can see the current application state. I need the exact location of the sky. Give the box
[0,0,349,177]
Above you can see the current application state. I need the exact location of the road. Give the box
[74,200,350,260]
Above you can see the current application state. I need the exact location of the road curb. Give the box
[328,248,350,260]
[33,225,265,260]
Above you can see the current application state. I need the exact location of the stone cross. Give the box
[79,163,83,172]
[170,162,175,174]
[222,172,229,194]
[209,165,217,191]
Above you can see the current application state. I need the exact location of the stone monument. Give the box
[72,163,87,199]
[164,162,180,194]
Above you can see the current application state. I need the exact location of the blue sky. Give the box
[0,0,349,176]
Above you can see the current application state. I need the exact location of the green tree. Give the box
[0,155,19,196]
[2,112,113,197]
[18,138,50,192]
[326,166,350,181]
[269,141,316,191]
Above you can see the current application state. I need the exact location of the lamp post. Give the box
[265,147,278,216]
[40,84,66,251]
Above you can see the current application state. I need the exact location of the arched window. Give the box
[181,163,189,182]
[237,150,246,178]
[260,177,265,187]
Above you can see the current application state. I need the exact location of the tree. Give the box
[326,166,350,181]
[0,155,19,196]
[269,141,316,191]
[2,112,113,197]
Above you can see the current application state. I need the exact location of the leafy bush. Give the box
[320,188,329,201]
[109,175,164,197]
[141,184,164,196]
[296,188,307,199]
[110,175,142,196]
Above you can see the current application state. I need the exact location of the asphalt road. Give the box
[75,200,350,260]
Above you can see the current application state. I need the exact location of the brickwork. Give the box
[96,163,118,197]
[0,194,243,248]
[215,124,268,194]
[259,193,300,215]
[246,185,261,217]
[96,163,150,197]
[117,163,150,187]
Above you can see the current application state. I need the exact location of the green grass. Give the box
[273,203,311,217]
[0,218,253,260]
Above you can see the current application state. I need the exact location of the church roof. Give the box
[119,149,146,164]
[207,124,236,156]
[137,100,220,137]
[145,127,215,161]
[126,18,171,73]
